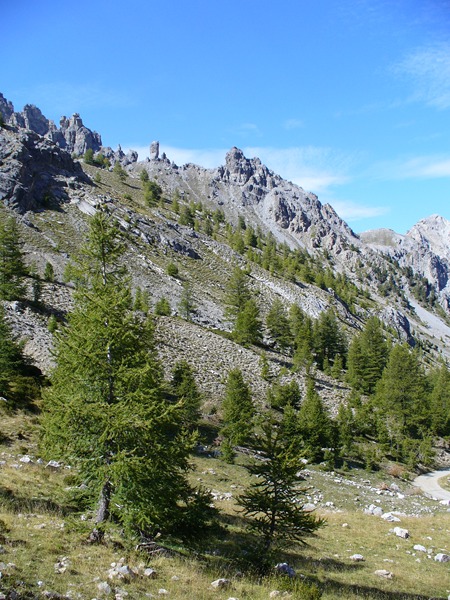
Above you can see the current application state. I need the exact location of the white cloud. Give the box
[393,42,450,109]
[373,155,450,180]
[283,118,304,130]
[329,200,389,222]
[244,146,354,194]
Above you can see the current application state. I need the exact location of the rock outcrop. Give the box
[361,215,450,311]
[0,125,88,213]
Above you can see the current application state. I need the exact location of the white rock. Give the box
[158,590,168,596]
[374,569,393,579]
[413,545,427,553]
[97,582,112,595]
[350,554,364,562]
[434,553,450,563]
[392,527,409,539]
[269,593,281,598]
[143,568,157,579]
[211,578,231,589]
[381,512,401,522]
[19,455,32,463]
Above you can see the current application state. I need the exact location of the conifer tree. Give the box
[240,411,325,569]
[297,378,333,462]
[312,310,347,371]
[41,212,206,537]
[347,317,389,394]
[0,304,28,398]
[221,369,254,450]
[374,344,429,457]
[225,265,252,323]
[232,298,262,346]
[0,216,28,300]
[266,298,292,352]
[171,360,202,429]
[428,362,450,437]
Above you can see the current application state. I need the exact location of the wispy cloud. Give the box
[330,200,389,222]
[244,146,355,194]
[393,42,450,109]
[232,122,262,138]
[283,118,304,130]
[373,154,450,180]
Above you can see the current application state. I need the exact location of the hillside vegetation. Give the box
[0,110,450,599]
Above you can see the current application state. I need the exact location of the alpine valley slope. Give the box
[1,92,450,389]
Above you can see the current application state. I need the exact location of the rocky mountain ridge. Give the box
[1,92,450,377]
[361,214,450,312]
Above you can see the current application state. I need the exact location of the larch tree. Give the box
[41,212,209,539]
[0,215,28,300]
[239,411,325,570]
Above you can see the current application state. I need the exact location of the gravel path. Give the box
[414,469,450,502]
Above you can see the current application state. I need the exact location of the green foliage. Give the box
[221,369,254,450]
[171,360,202,429]
[41,212,206,537]
[239,411,325,568]
[428,362,450,436]
[267,380,301,410]
[133,287,150,313]
[144,180,162,206]
[347,317,389,394]
[232,299,262,346]
[166,262,179,277]
[266,298,292,352]
[113,161,127,181]
[47,314,58,334]
[178,205,195,226]
[298,379,333,462]
[44,261,55,282]
[225,266,252,322]
[312,310,347,371]
[140,169,149,183]
[83,148,94,165]
[178,282,196,321]
[0,305,40,406]
[374,344,429,461]
[0,216,28,300]
[154,297,171,316]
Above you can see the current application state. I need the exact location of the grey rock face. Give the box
[55,113,102,155]
[0,93,15,122]
[0,126,88,212]
[0,93,102,157]
[361,215,450,312]
[150,140,159,160]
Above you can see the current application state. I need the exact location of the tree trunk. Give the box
[96,479,112,524]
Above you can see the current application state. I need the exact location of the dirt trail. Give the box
[413,469,450,502]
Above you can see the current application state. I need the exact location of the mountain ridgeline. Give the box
[0,92,450,472]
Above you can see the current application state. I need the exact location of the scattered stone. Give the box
[342,523,349,528]
[54,556,70,574]
[374,569,393,579]
[19,455,32,463]
[350,554,364,562]
[274,563,296,577]
[171,575,180,581]
[269,593,281,598]
[143,568,158,579]
[392,527,409,539]
[158,590,168,596]
[97,581,112,595]
[413,545,427,553]
[211,578,231,589]
[381,512,401,522]
[434,553,450,563]
[46,460,61,470]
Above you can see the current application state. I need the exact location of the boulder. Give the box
[211,578,231,589]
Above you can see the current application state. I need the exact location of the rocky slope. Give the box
[361,215,450,312]
[1,91,450,384]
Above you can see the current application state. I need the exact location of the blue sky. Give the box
[2,0,450,234]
